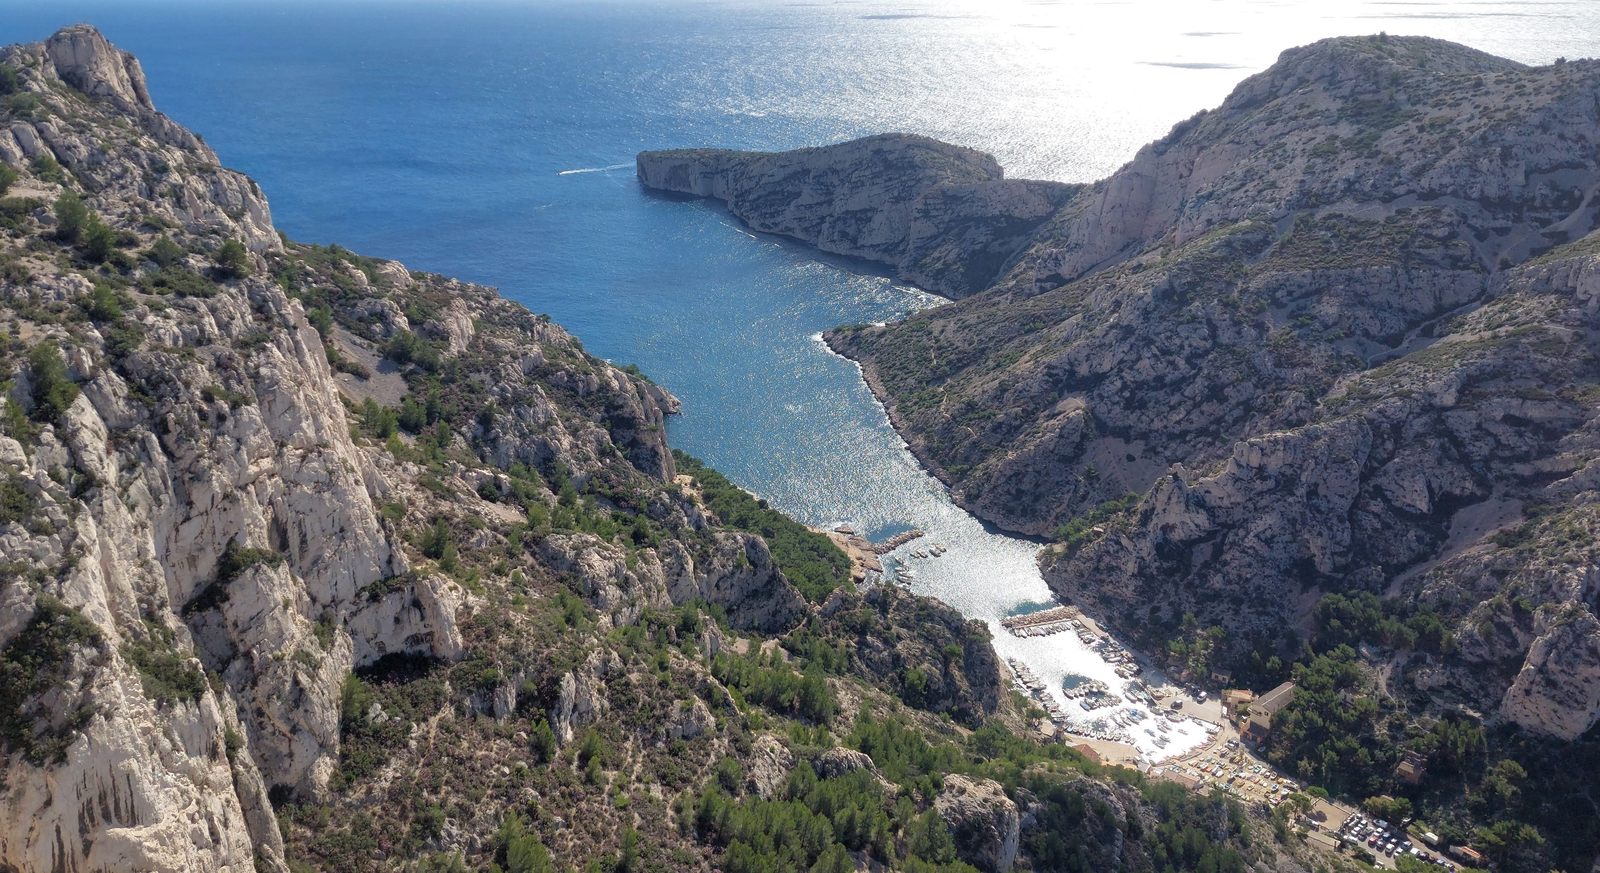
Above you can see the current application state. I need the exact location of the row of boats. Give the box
[1004,611,1146,682]
[1007,657,1173,746]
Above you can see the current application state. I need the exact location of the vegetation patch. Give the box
[674,450,850,602]
[124,639,206,705]
[0,594,104,765]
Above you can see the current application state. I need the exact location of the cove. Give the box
[627,190,1213,762]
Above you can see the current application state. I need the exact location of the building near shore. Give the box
[1394,750,1427,786]
[1243,681,1298,744]
[1222,688,1255,720]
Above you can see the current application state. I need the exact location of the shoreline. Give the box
[818,330,1223,764]
[820,329,1050,547]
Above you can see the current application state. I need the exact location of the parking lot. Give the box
[1161,738,1306,807]
[1154,731,1462,872]
[1335,811,1457,870]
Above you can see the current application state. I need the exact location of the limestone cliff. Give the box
[0,25,809,873]
[636,134,1078,298]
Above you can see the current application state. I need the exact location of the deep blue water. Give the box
[6,0,1596,757]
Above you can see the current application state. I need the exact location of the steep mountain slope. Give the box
[0,26,1313,873]
[643,35,1600,869]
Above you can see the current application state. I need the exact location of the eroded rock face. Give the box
[814,747,876,780]
[539,529,805,633]
[1500,609,1600,740]
[746,734,795,799]
[2,28,277,251]
[550,651,613,746]
[45,23,153,111]
[637,134,1077,298]
[936,775,1021,873]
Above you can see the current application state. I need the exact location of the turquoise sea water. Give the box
[6,0,1596,757]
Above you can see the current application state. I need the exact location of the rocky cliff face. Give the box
[0,26,814,873]
[637,134,1078,298]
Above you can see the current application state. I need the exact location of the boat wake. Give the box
[557,163,631,176]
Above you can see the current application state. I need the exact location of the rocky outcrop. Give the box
[1500,608,1600,740]
[814,747,876,779]
[746,734,794,799]
[44,24,153,111]
[819,585,1002,726]
[538,529,804,633]
[637,134,1077,298]
[936,775,1021,873]
[550,651,613,746]
[2,32,276,252]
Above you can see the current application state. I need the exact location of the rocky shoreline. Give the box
[821,331,1026,536]
[636,135,1078,299]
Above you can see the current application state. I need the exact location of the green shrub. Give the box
[3,93,41,119]
[306,304,333,337]
[0,390,35,446]
[0,594,104,765]
[0,196,40,231]
[216,540,283,583]
[145,234,185,268]
[124,639,206,704]
[214,238,251,278]
[140,265,218,298]
[200,384,252,409]
[81,214,115,262]
[397,398,428,433]
[0,64,19,95]
[356,397,397,439]
[382,330,442,372]
[421,517,457,571]
[81,282,123,323]
[0,163,16,197]
[53,190,87,242]
[494,814,556,873]
[333,656,451,789]
[0,472,34,526]
[31,153,65,185]
[529,717,557,764]
[1052,492,1141,546]
[712,648,836,724]
[26,343,78,424]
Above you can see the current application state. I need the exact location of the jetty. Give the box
[1000,605,1080,637]
[870,528,926,554]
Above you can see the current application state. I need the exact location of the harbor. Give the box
[841,521,1217,764]
[997,607,1216,759]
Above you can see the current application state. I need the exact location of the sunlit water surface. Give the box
[8,0,1596,759]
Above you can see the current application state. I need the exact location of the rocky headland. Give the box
[637,134,1078,299]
